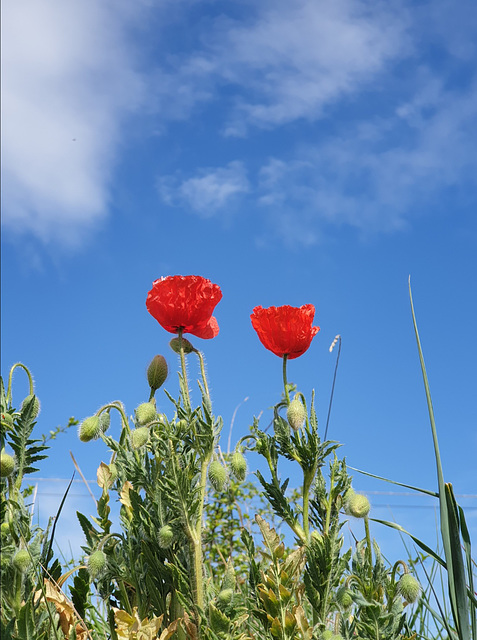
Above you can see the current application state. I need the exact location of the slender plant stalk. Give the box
[282,355,290,405]
[178,329,191,410]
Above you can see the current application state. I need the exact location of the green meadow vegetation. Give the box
[1,279,475,640]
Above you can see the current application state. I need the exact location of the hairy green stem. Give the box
[178,330,192,410]
[282,355,290,405]
[364,515,373,592]
[191,455,211,612]
[7,362,34,404]
[302,471,313,541]
[196,350,210,401]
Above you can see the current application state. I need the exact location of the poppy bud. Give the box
[230,451,247,481]
[78,416,101,442]
[336,586,353,609]
[1,522,10,537]
[208,461,227,491]
[347,494,370,518]
[169,338,195,354]
[131,427,149,449]
[88,550,107,578]
[1,413,14,428]
[147,355,168,392]
[287,396,306,431]
[21,394,40,419]
[1,451,15,477]
[223,559,236,590]
[217,588,234,606]
[398,574,420,603]
[13,549,31,572]
[135,402,156,426]
[99,412,110,434]
[158,525,174,548]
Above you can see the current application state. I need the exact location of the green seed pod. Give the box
[131,427,149,449]
[398,574,421,603]
[230,450,247,481]
[99,412,111,434]
[13,549,31,572]
[88,550,107,578]
[287,396,306,431]
[135,402,156,426]
[336,586,353,609]
[147,355,169,392]
[78,416,101,442]
[347,494,370,518]
[169,338,195,354]
[208,461,227,492]
[21,394,41,419]
[158,525,174,548]
[217,588,234,606]
[1,451,15,477]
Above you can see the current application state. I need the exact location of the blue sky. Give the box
[2,0,476,563]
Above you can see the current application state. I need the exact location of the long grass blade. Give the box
[348,465,438,497]
[409,278,471,640]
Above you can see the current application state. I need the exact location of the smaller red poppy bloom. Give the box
[251,304,320,359]
[146,275,222,339]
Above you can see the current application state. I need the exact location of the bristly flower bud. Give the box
[347,494,370,518]
[147,355,168,392]
[169,337,195,354]
[208,461,227,492]
[131,427,149,449]
[135,402,156,426]
[1,412,14,428]
[13,549,31,572]
[287,395,306,431]
[398,574,421,603]
[336,586,353,609]
[158,525,174,548]
[217,588,234,606]
[21,394,41,419]
[230,450,247,481]
[79,416,101,442]
[88,550,107,578]
[98,412,110,434]
[1,451,15,477]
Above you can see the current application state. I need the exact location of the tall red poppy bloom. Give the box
[251,304,320,359]
[146,275,222,339]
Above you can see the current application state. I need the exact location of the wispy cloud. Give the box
[2,0,146,246]
[158,161,250,216]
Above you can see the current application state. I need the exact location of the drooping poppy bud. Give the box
[158,525,174,548]
[217,588,234,606]
[135,402,156,426]
[88,550,107,578]
[1,412,14,428]
[1,451,15,477]
[21,394,41,419]
[208,461,227,492]
[147,355,168,392]
[230,450,247,481]
[13,549,31,572]
[131,427,149,449]
[99,412,111,434]
[287,396,306,431]
[398,574,421,603]
[78,416,101,442]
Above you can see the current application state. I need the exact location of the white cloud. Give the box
[2,0,146,246]
[256,79,477,243]
[156,0,409,135]
[158,161,250,216]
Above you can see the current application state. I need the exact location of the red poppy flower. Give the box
[146,275,222,339]
[251,304,320,359]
